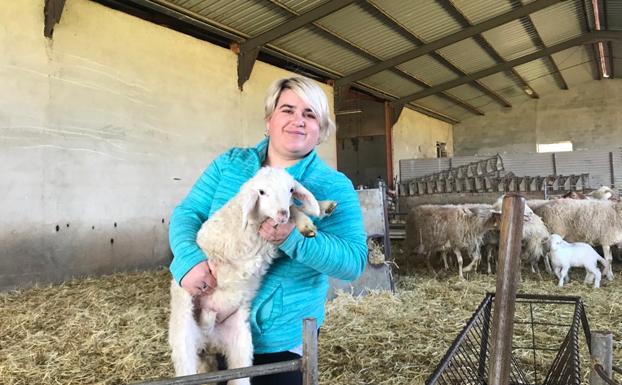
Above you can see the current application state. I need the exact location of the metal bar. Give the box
[44,0,66,38]
[580,0,603,79]
[302,318,318,385]
[394,31,622,105]
[384,102,395,191]
[132,360,301,385]
[488,194,525,385]
[240,0,359,53]
[477,301,492,381]
[335,0,563,87]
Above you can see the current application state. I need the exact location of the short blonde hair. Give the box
[264,77,335,144]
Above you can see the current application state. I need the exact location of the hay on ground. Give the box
[1,248,621,385]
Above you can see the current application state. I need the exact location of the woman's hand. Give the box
[180,260,217,296]
[259,218,295,245]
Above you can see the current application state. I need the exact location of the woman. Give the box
[168,76,367,385]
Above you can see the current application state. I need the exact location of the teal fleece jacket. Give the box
[169,138,368,353]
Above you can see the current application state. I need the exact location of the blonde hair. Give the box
[264,77,335,144]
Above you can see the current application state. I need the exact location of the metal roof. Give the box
[93,0,622,124]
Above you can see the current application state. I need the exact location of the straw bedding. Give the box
[1,245,620,385]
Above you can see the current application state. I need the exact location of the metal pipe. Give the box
[302,318,319,385]
[488,193,525,385]
[590,332,614,385]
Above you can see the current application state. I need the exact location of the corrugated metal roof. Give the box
[514,58,560,93]
[444,84,496,108]
[608,1,622,30]
[397,55,460,86]
[450,0,514,24]
[315,2,418,60]
[358,70,425,98]
[482,19,540,61]
[528,0,586,45]
[416,94,468,117]
[275,0,329,14]
[479,72,526,100]
[368,0,463,42]
[272,27,374,74]
[551,46,595,85]
[112,0,619,124]
[436,37,499,73]
[172,0,288,36]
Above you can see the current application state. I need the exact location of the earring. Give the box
[264,128,269,138]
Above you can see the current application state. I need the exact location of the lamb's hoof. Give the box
[322,201,337,216]
[301,226,317,238]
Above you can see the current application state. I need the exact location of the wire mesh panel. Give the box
[426,294,591,385]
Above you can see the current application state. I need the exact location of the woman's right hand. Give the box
[181,260,217,296]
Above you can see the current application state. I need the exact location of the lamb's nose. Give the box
[276,209,288,223]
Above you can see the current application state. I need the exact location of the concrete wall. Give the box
[392,108,454,183]
[0,0,336,290]
[454,80,622,155]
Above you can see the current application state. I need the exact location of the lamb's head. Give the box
[241,167,319,229]
[549,234,564,250]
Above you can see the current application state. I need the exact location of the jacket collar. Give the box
[253,137,317,180]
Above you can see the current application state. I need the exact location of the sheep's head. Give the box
[241,167,319,229]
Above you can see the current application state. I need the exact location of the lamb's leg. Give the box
[290,205,317,237]
[544,253,553,275]
[602,244,614,279]
[216,308,253,385]
[169,282,204,376]
[454,248,465,280]
[558,266,569,287]
[424,251,436,276]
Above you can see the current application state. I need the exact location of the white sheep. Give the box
[548,234,613,288]
[168,167,334,384]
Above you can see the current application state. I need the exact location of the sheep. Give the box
[406,204,500,280]
[533,198,622,279]
[588,186,617,201]
[548,234,613,288]
[492,197,551,276]
[168,167,334,384]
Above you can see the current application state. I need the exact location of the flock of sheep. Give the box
[405,186,621,287]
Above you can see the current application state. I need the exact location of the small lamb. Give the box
[168,167,335,384]
[548,234,613,288]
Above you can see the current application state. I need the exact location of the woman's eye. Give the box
[290,188,294,193]
[259,189,265,195]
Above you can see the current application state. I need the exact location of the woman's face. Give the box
[266,89,321,162]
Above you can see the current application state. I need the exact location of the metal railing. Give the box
[131,318,318,385]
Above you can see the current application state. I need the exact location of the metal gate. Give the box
[426,293,591,385]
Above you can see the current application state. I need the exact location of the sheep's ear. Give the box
[242,190,259,230]
[293,181,320,217]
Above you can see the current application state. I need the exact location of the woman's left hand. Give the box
[259,218,295,245]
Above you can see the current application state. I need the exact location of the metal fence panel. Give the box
[555,150,614,189]
[502,153,555,177]
[399,158,450,181]
[613,147,622,190]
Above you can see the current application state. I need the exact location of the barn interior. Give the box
[1,1,622,384]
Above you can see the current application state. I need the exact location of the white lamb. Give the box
[548,234,613,289]
[168,167,335,384]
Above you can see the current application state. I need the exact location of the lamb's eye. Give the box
[259,189,265,195]
[290,188,294,193]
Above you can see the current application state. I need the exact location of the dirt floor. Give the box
[1,242,620,385]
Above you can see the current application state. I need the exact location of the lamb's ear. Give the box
[293,181,320,217]
[241,190,259,230]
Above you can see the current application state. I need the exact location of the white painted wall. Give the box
[453,79,622,155]
[0,0,336,290]
[392,108,454,183]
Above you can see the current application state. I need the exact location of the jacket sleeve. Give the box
[278,175,368,281]
[168,152,229,284]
